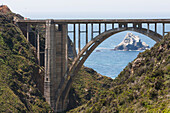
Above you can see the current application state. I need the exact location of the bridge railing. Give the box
[67,22,170,55]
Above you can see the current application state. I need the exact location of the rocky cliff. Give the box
[0,5,11,14]
[68,33,170,112]
[68,36,76,59]
[114,33,150,51]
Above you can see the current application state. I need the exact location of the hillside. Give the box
[0,12,52,112]
[67,66,113,111]
[68,34,170,112]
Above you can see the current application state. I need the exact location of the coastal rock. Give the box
[114,33,150,51]
[0,5,11,14]
[68,36,76,59]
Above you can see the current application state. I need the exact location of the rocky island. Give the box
[114,33,150,51]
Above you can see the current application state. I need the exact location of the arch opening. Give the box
[68,27,162,77]
[84,31,156,78]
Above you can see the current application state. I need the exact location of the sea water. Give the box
[83,31,156,78]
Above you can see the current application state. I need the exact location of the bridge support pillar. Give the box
[44,19,68,112]
[44,19,57,109]
[55,24,68,112]
[26,23,30,41]
[37,29,40,65]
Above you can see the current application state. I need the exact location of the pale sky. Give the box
[1,0,170,19]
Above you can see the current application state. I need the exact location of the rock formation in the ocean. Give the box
[114,33,150,51]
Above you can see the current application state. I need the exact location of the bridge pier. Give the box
[55,23,68,112]
[44,19,68,112]
[26,23,30,41]
[37,28,40,65]
[44,19,57,109]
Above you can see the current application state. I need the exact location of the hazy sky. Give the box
[1,0,170,19]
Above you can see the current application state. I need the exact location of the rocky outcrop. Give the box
[68,36,76,59]
[114,33,150,51]
[0,5,11,14]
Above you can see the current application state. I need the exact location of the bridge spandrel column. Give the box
[138,23,142,29]
[44,19,57,109]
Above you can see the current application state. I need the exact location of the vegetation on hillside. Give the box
[67,66,113,110]
[0,13,51,112]
[68,33,170,112]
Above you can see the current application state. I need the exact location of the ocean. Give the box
[83,31,156,78]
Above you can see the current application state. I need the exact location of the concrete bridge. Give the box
[16,19,170,112]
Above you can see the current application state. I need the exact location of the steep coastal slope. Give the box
[0,13,51,112]
[68,33,170,112]
[67,66,113,110]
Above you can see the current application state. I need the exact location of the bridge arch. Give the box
[68,27,162,77]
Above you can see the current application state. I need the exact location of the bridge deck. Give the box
[16,19,170,24]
